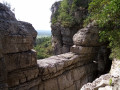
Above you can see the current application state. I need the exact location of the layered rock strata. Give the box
[37,52,97,90]
[71,22,111,75]
[0,2,112,90]
[0,3,38,90]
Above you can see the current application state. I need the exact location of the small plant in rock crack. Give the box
[109,78,112,86]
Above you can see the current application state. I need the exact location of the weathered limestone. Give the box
[0,2,113,90]
[71,22,111,76]
[4,50,37,72]
[6,51,98,90]
[37,52,97,90]
[36,22,106,90]
[81,59,120,90]
[73,22,101,47]
[51,0,89,55]
[0,3,38,90]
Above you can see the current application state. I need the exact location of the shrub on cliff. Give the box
[52,0,88,27]
[85,0,120,59]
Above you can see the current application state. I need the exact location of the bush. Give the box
[58,0,74,27]
[51,0,84,27]
[85,0,120,59]
[34,37,53,59]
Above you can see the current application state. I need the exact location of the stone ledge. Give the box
[2,35,33,54]
[71,45,99,54]
[37,52,97,80]
[4,49,37,72]
[9,77,41,90]
[7,66,39,87]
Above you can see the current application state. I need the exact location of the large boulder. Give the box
[0,3,37,55]
[73,22,102,47]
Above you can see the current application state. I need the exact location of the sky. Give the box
[0,0,60,30]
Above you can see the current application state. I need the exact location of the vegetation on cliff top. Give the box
[52,0,120,59]
[85,0,120,59]
[52,0,88,27]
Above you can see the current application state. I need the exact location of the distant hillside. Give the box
[37,30,51,38]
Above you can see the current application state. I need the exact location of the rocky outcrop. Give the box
[0,3,38,90]
[81,59,120,90]
[73,22,101,47]
[37,52,97,90]
[71,22,112,75]
[0,2,113,90]
[51,24,78,54]
[51,0,89,55]
[34,22,111,90]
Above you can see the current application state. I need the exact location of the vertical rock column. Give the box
[51,0,89,55]
[0,3,39,89]
[71,22,102,85]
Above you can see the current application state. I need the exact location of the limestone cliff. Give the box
[0,2,115,90]
[0,3,38,90]
[51,0,89,55]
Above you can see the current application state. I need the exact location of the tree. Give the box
[85,0,120,59]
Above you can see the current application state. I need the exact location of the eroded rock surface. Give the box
[37,52,97,90]
[72,22,111,74]
[51,0,89,55]
[0,2,113,90]
[0,3,38,90]
[81,59,120,90]
[73,22,101,47]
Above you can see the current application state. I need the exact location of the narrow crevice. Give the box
[97,45,112,77]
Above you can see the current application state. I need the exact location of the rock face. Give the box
[37,52,98,90]
[35,22,111,90]
[71,22,112,75]
[0,3,38,90]
[0,2,113,90]
[73,22,101,47]
[51,0,89,55]
[81,59,120,90]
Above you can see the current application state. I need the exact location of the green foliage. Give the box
[85,0,120,59]
[72,0,87,10]
[58,0,74,27]
[52,0,84,27]
[34,37,53,59]
[109,78,112,86]
[51,9,59,24]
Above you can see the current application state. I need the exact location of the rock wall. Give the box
[0,2,112,90]
[37,52,97,90]
[51,0,89,55]
[0,3,38,90]
[81,59,120,90]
